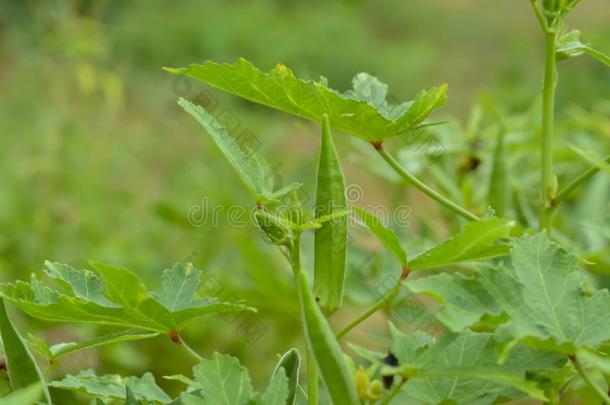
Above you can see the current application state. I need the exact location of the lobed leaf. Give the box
[396,330,563,403]
[410,233,610,357]
[192,352,253,405]
[49,369,170,403]
[168,352,290,405]
[165,59,447,142]
[0,262,254,333]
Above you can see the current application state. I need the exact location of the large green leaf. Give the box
[193,352,253,405]
[165,59,447,142]
[167,352,290,405]
[178,98,301,204]
[409,233,610,356]
[409,216,515,271]
[0,299,50,403]
[0,262,254,333]
[392,329,563,404]
[49,370,170,402]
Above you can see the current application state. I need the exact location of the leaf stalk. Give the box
[374,146,479,221]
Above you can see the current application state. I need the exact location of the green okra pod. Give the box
[313,114,348,312]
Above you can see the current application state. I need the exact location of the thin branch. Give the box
[375,145,479,221]
[554,155,610,204]
[571,355,610,404]
[336,280,402,340]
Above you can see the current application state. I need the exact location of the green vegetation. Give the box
[0,1,609,404]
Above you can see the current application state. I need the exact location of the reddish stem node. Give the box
[169,330,181,344]
[401,266,411,280]
[371,141,384,150]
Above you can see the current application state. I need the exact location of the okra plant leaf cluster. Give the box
[0,261,253,333]
[164,59,447,143]
[1,1,609,404]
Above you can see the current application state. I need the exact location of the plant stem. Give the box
[290,235,318,405]
[539,21,558,232]
[176,334,203,362]
[336,280,402,339]
[306,347,319,405]
[375,146,479,221]
[554,156,610,204]
[380,376,407,405]
[571,355,610,404]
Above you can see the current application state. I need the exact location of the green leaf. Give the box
[191,352,253,405]
[393,330,563,404]
[408,270,502,332]
[314,114,348,311]
[0,262,254,333]
[571,145,610,176]
[177,98,300,204]
[49,370,170,402]
[0,383,43,405]
[0,299,50,403]
[165,59,447,142]
[352,206,408,268]
[295,270,359,404]
[410,233,610,356]
[409,216,515,271]
[125,386,140,405]
[557,30,610,66]
[28,329,159,361]
[488,131,508,216]
[272,348,301,405]
[256,368,289,405]
[577,348,610,375]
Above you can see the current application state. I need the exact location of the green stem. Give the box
[539,25,558,232]
[571,355,610,404]
[375,146,479,221]
[290,235,318,405]
[306,347,319,405]
[336,280,402,340]
[176,334,203,362]
[529,0,547,32]
[554,156,610,204]
[380,376,407,405]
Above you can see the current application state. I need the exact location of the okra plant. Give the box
[1,1,609,404]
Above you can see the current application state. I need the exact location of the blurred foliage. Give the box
[0,0,608,402]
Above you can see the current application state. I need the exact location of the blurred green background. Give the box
[0,0,608,402]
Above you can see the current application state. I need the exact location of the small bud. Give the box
[367,380,383,401]
[355,366,370,399]
[254,210,293,247]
